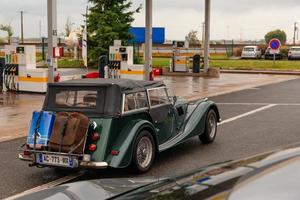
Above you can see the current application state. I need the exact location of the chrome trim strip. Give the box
[150,103,172,109]
[18,153,33,162]
[122,92,150,115]
[80,161,108,169]
[19,153,108,169]
[122,108,149,116]
[147,86,167,91]
[18,149,84,157]
[121,93,125,115]
[146,89,152,109]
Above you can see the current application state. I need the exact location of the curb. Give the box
[221,69,300,76]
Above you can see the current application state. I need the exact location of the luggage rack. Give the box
[22,111,90,161]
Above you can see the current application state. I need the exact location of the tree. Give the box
[0,24,13,44]
[264,29,287,44]
[65,17,73,37]
[87,0,141,61]
[185,30,200,45]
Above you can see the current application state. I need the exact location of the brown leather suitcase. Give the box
[49,112,89,154]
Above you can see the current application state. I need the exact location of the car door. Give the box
[148,87,175,144]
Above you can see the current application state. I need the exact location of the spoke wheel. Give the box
[132,130,155,173]
[208,113,217,138]
[199,109,218,144]
[136,137,153,168]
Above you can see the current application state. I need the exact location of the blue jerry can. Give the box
[27,111,56,149]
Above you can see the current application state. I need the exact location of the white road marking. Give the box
[4,172,84,200]
[1,103,288,198]
[219,104,277,126]
[218,103,300,106]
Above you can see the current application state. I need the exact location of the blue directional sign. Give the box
[269,38,281,50]
[129,27,165,44]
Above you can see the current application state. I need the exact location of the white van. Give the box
[241,46,262,59]
[288,46,300,60]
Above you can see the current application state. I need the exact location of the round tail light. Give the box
[91,132,100,141]
[89,144,97,152]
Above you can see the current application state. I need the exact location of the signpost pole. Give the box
[269,38,281,69]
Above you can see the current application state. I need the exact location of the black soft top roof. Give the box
[49,78,165,93]
[44,79,165,116]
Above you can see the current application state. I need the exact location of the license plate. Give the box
[38,154,77,168]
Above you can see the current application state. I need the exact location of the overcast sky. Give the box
[0,0,300,42]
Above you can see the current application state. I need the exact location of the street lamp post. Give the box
[293,22,298,45]
[145,0,152,81]
[204,0,211,73]
[47,0,58,83]
[20,11,24,44]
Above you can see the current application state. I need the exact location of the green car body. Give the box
[91,98,219,169]
[19,79,220,171]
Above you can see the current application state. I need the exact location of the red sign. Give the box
[52,47,64,58]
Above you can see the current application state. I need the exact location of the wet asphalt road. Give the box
[2,78,300,199]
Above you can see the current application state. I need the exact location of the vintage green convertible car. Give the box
[19,79,220,173]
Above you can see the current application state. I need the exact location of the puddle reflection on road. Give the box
[0,91,20,106]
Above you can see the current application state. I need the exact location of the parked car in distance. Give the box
[288,46,300,60]
[19,79,220,173]
[241,46,262,59]
[264,47,283,60]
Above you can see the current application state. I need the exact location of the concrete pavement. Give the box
[221,69,300,75]
[158,73,299,100]
[3,77,300,199]
[0,73,298,142]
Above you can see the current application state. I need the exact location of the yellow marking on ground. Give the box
[120,70,145,75]
[18,76,48,83]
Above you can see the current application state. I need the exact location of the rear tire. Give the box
[131,130,156,173]
[199,109,218,144]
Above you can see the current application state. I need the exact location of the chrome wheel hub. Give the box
[136,137,153,168]
[208,114,216,138]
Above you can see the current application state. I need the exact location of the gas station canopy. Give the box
[143,0,211,80]
[47,0,211,81]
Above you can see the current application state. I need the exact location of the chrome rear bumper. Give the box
[80,161,108,169]
[18,153,33,162]
[18,152,108,169]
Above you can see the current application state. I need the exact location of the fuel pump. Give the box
[172,41,189,72]
[108,40,146,80]
[3,46,19,92]
[0,58,5,89]
[3,45,49,93]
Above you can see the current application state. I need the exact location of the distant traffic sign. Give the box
[269,38,281,50]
